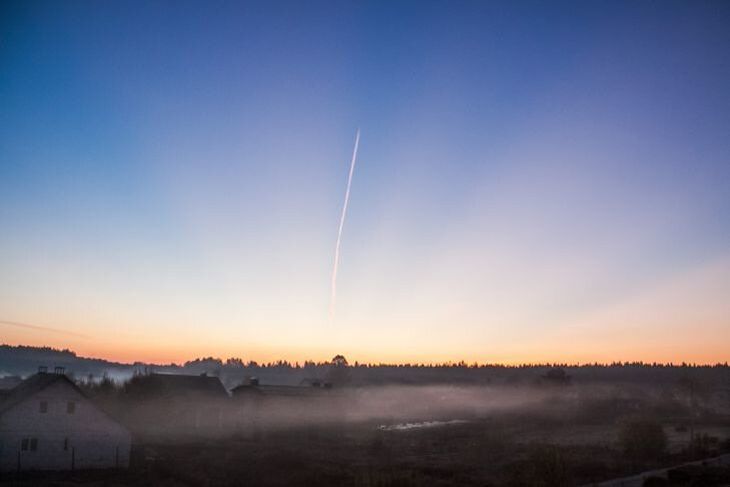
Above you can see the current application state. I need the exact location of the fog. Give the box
[342,385,551,424]
[108,379,689,439]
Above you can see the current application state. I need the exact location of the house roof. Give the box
[0,373,85,415]
[0,373,131,434]
[143,373,229,398]
[0,376,22,390]
[231,383,331,398]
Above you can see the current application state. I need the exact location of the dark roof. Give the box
[231,384,330,398]
[0,373,85,415]
[0,376,22,390]
[145,373,229,398]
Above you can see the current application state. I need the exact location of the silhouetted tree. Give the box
[331,355,348,367]
[326,354,351,386]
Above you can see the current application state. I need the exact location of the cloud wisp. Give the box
[0,320,90,338]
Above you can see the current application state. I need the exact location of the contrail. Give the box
[0,320,90,338]
[330,129,360,318]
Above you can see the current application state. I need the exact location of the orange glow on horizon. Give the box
[3,336,728,368]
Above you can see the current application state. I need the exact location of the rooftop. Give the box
[0,372,81,415]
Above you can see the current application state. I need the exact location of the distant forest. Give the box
[1,344,729,390]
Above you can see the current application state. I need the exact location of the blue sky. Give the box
[1,1,729,363]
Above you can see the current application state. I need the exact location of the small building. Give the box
[0,370,131,472]
[123,373,229,437]
[231,379,344,430]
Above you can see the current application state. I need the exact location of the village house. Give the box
[231,378,345,430]
[122,372,229,437]
[0,368,131,472]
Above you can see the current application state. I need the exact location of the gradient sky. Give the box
[1,1,729,365]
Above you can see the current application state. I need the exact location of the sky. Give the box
[1,0,729,365]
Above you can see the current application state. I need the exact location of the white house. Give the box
[0,370,131,472]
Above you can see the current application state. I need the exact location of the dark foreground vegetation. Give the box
[1,416,730,486]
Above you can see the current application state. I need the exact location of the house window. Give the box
[67,401,76,414]
[20,438,38,452]
[39,400,48,413]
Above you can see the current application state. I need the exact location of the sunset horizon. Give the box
[3,338,730,368]
[3,2,730,371]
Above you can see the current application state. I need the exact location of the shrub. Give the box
[618,416,667,463]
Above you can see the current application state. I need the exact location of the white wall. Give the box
[0,379,131,472]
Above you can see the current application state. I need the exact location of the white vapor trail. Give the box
[330,129,360,318]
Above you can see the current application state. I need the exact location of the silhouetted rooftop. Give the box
[0,375,22,390]
[231,383,332,398]
[0,373,82,415]
[143,373,229,398]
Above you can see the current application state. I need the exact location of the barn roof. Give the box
[142,373,229,398]
[231,383,331,398]
[0,373,84,415]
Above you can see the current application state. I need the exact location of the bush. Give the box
[618,416,667,463]
[508,445,571,487]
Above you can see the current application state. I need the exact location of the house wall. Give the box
[0,379,131,472]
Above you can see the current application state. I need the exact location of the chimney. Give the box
[54,366,65,375]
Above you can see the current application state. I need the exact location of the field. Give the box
[3,385,730,487]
